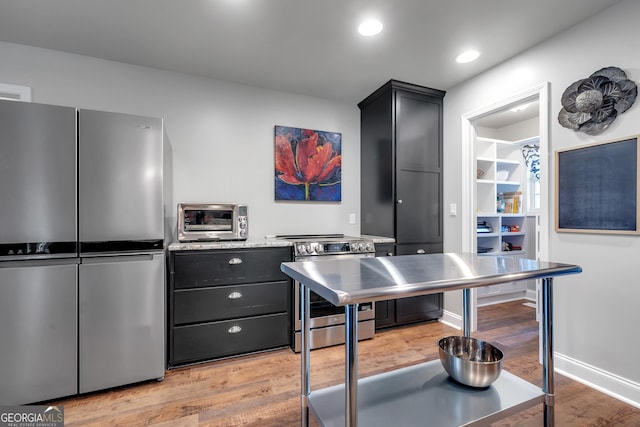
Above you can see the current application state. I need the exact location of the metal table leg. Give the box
[542,277,554,427]
[463,288,471,337]
[345,304,359,427]
[301,283,310,427]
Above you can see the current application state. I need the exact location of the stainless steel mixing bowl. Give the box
[438,336,503,388]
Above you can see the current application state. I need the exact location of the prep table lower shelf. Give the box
[281,253,582,426]
[309,359,544,427]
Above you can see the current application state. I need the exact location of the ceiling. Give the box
[474,100,540,129]
[0,0,623,104]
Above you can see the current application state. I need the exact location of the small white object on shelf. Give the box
[496,170,509,181]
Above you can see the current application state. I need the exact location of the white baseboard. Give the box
[439,309,462,330]
[555,352,640,409]
[525,288,536,301]
[477,292,527,307]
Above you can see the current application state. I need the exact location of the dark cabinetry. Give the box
[168,247,292,367]
[360,80,445,329]
[359,80,445,253]
[373,243,443,329]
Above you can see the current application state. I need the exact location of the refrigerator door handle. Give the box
[0,258,80,269]
[81,253,158,264]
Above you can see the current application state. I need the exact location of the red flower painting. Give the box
[274,126,342,201]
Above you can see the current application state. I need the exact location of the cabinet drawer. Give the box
[172,313,289,364]
[173,247,291,289]
[395,243,443,255]
[395,293,443,324]
[174,281,289,325]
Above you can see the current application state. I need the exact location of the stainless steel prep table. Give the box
[280,252,582,427]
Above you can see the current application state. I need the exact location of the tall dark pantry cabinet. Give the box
[359,80,445,329]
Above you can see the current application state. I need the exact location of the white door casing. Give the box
[460,82,550,333]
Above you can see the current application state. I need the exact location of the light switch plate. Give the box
[449,204,457,216]
[349,213,357,224]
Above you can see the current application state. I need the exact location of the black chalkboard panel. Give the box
[556,136,639,234]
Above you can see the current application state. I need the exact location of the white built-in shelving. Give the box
[475,136,536,304]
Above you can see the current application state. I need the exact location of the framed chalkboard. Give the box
[555,136,639,234]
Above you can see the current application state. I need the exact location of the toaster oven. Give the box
[177,203,248,242]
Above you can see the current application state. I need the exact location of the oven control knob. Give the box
[306,244,315,255]
[366,243,374,252]
[297,244,307,255]
[355,243,363,252]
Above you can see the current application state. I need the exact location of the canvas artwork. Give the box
[274,125,342,201]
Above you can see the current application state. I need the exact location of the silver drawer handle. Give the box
[228,291,243,299]
[228,257,243,265]
[228,325,242,334]
[416,249,426,254]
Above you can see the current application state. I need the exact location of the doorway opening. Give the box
[461,82,550,333]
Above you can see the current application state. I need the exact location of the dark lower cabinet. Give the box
[168,246,292,367]
[374,243,443,330]
[173,313,289,362]
[395,293,443,324]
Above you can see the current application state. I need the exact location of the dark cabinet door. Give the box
[395,91,441,173]
[395,293,443,324]
[374,300,396,329]
[394,87,443,245]
[396,169,442,244]
[360,88,394,238]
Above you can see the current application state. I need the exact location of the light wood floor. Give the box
[52,300,640,426]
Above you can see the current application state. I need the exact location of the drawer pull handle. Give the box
[228,257,243,265]
[228,291,243,299]
[228,325,242,334]
[416,249,426,254]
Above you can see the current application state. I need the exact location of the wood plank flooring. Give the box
[52,300,640,426]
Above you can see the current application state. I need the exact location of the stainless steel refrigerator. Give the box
[0,100,78,405]
[77,109,165,394]
[0,100,166,404]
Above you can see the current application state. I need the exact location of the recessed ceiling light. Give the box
[456,50,480,64]
[358,20,383,36]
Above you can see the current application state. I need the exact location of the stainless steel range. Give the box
[277,234,376,352]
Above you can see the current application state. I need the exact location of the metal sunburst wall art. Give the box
[558,66,637,135]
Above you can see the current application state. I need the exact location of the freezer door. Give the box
[0,261,78,405]
[79,253,165,393]
[78,109,163,249]
[0,100,77,255]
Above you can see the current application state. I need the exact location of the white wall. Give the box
[0,41,361,241]
[443,0,640,406]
